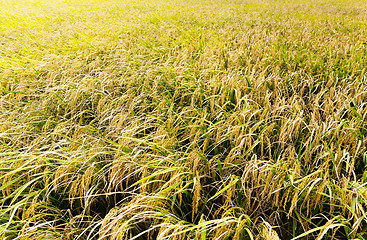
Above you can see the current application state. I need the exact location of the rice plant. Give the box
[1,0,367,239]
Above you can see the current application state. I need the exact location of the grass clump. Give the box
[1,0,367,239]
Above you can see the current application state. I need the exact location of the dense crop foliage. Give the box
[1,0,367,239]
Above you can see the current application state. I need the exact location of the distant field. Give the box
[0,0,367,239]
